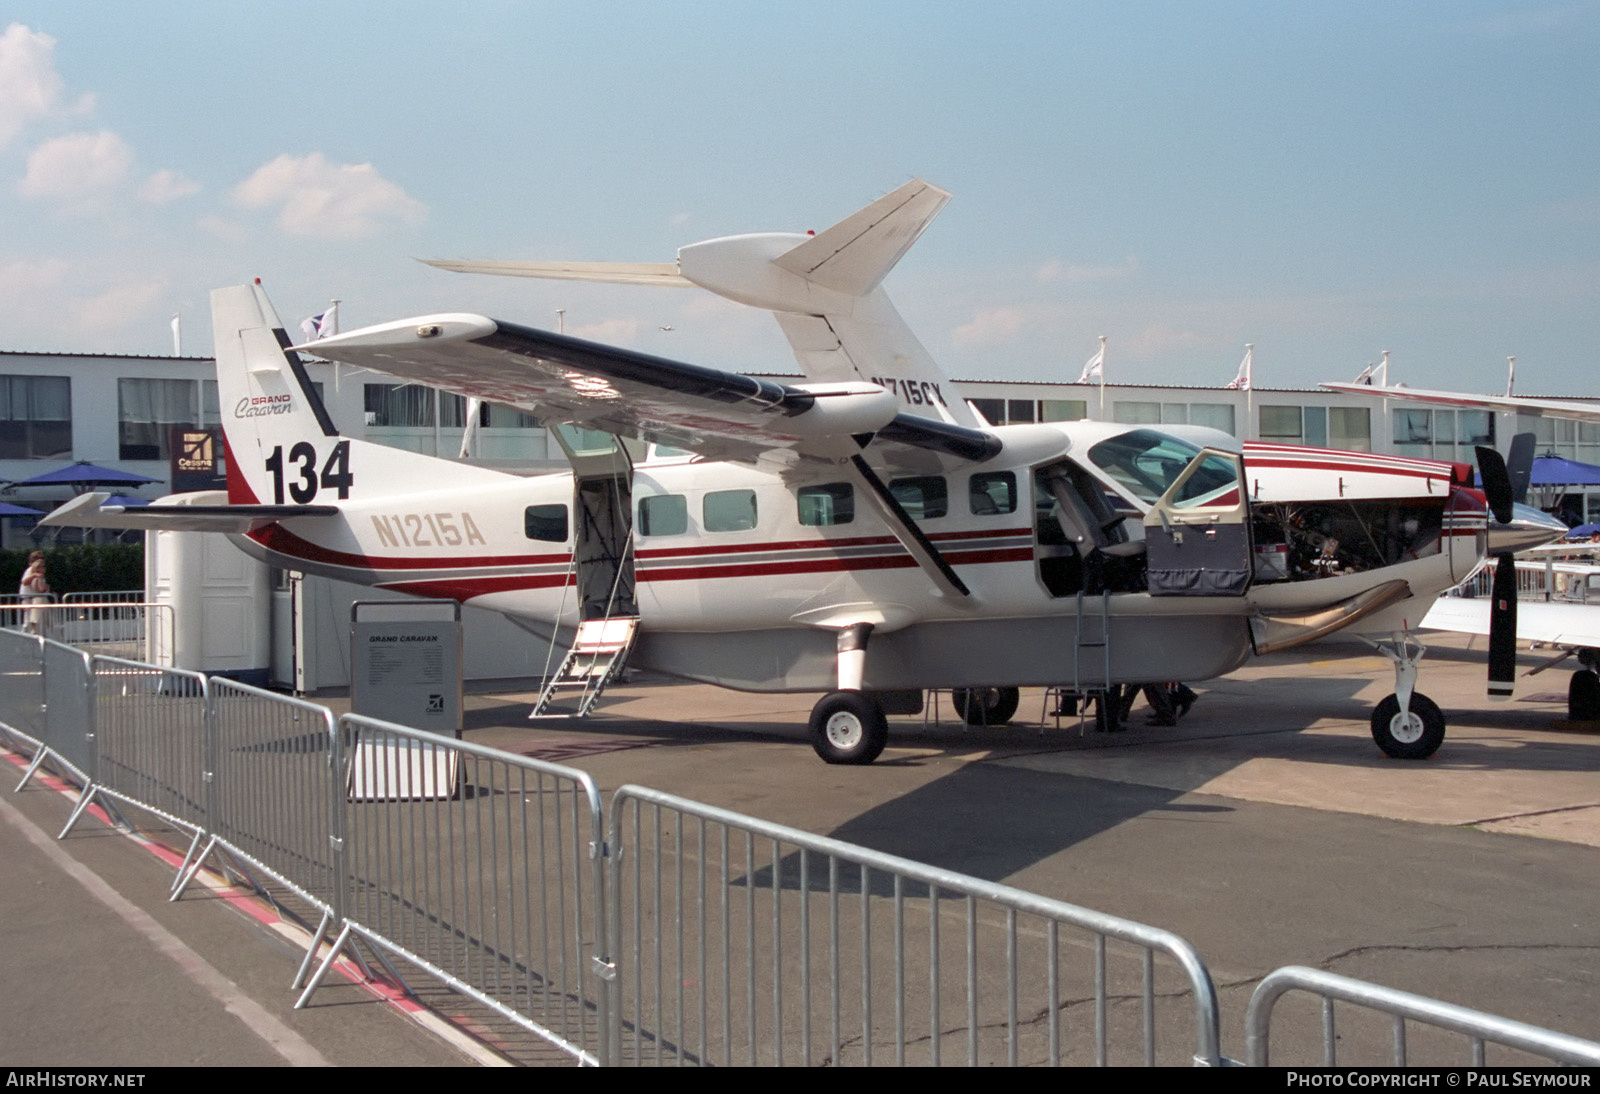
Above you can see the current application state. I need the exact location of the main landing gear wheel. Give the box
[951,686,1021,727]
[809,690,889,765]
[1370,693,1445,760]
[1569,670,1600,722]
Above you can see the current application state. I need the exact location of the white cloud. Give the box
[952,305,1026,347]
[139,168,200,205]
[1122,323,1210,357]
[197,215,248,242]
[18,130,133,212]
[1035,256,1140,284]
[72,278,167,332]
[231,153,426,238]
[0,24,94,149]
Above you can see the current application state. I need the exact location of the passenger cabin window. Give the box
[704,489,758,532]
[524,504,568,542]
[889,476,947,520]
[798,483,854,527]
[970,472,1017,515]
[638,494,688,536]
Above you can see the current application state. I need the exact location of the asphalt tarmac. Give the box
[2,631,1596,1066]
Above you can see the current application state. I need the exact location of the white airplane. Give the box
[1324,378,1600,719]
[45,182,1561,764]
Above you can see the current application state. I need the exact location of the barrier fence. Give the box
[1246,966,1600,1068]
[604,785,1221,1066]
[296,715,609,1064]
[1,599,173,664]
[1,624,1596,1068]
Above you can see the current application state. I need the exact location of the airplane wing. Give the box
[295,315,1000,470]
[39,492,339,532]
[1422,595,1600,648]
[1321,382,1600,423]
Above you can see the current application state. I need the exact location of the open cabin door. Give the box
[1143,448,1253,596]
[550,424,639,621]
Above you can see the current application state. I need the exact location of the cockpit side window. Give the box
[1086,430,1205,505]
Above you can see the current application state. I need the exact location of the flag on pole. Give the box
[1353,362,1375,385]
[170,314,181,357]
[1076,342,1105,384]
[1225,344,1253,390]
[299,302,339,342]
[1505,355,1516,397]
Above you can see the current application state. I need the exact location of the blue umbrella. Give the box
[1562,522,1600,539]
[1528,456,1600,487]
[102,495,149,507]
[7,461,159,495]
[0,501,42,516]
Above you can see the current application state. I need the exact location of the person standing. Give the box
[19,551,50,635]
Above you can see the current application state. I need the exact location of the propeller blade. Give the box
[1506,432,1536,505]
[1476,445,1514,525]
[1487,553,1518,700]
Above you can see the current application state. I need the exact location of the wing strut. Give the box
[846,455,970,599]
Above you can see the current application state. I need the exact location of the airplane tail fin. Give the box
[212,283,508,507]
[422,180,981,429]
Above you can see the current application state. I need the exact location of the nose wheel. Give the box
[1370,692,1445,759]
[1364,632,1446,759]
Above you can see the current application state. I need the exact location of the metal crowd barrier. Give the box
[0,600,173,664]
[62,590,145,604]
[0,628,45,756]
[61,657,209,855]
[296,714,608,1065]
[1246,966,1600,1067]
[603,785,1222,1067]
[4,632,1598,1068]
[173,678,342,939]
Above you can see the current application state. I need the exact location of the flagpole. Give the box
[1097,334,1106,418]
[1244,344,1254,442]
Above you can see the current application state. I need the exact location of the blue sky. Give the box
[2,2,1596,393]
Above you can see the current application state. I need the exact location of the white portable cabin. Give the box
[144,491,272,684]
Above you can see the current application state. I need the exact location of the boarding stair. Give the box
[528,615,640,719]
[1061,588,1116,732]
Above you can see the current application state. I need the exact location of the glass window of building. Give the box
[1259,405,1304,443]
[1189,403,1236,435]
[1006,399,1036,424]
[1303,406,1328,447]
[119,378,198,460]
[969,398,1004,425]
[364,383,436,427]
[1112,401,1161,425]
[1040,399,1088,422]
[1329,407,1372,452]
[0,375,71,460]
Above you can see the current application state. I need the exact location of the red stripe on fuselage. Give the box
[246,523,569,572]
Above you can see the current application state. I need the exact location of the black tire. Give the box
[950,687,1021,727]
[1568,671,1600,721]
[809,691,889,765]
[1370,693,1446,760]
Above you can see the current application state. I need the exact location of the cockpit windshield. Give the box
[1086,430,1224,505]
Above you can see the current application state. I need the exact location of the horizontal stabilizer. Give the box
[41,492,338,533]
[419,259,691,287]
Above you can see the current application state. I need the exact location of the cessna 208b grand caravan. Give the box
[47,181,1560,764]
